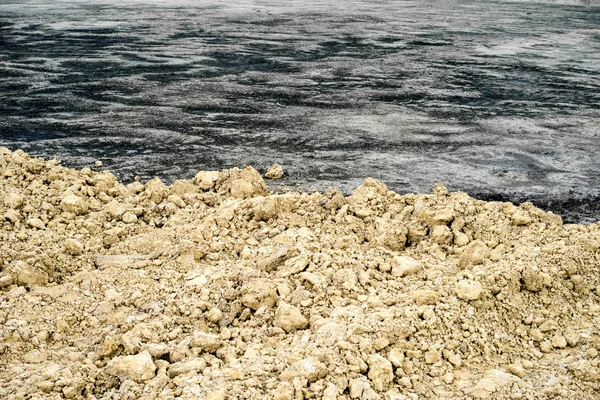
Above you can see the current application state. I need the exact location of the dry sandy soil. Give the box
[1,148,599,399]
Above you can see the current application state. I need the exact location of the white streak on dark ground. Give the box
[0,0,599,222]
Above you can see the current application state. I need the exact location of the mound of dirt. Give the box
[1,147,599,399]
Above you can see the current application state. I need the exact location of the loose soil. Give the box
[1,148,599,400]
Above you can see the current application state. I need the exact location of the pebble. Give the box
[265,164,284,180]
[274,302,308,332]
[106,351,156,382]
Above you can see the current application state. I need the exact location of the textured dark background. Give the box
[1,0,599,222]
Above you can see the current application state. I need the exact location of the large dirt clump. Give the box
[1,148,600,399]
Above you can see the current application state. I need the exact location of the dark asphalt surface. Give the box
[1,0,599,222]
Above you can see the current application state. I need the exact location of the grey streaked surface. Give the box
[1,0,599,222]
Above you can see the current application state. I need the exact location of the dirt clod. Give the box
[1,147,600,399]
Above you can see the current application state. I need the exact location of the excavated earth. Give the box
[1,147,600,400]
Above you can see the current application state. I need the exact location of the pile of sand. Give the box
[1,147,599,400]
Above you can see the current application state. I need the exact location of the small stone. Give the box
[458,240,490,268]
[191,331,222,353]
[391,256,423,277]
[273,382,294,400]
[95,160,103,167]
[60,193,88,215]
[206,307,223,324]
[506,363,524,378]
[265,164,284,180]
[0,275,13,288]
[274,301,308,333]
[17,268,48,288]
[513,209,532,226]
[388,348,405,367]
[552,335,567,349]
[106,201,127,219]
[522,267,543,292]
[167,358,206,378]
[26,218,46,230]
[431,225,453,245]
[413,289,439,305]
[106,351,156,382]
[455,280,483,301]
[367,354,393,391]
[425,349,441,364]
[529,329,544,342]
[349,378,371,399]
[565,332,580,347]
[64,238,84,256]
[540,341,553,353]
[242,281,279,310]
[4,192,25,209]
[422,207,455,227]
[4,209,21,223]
[121,211,138,224]
[373,337,390,351]
[280,357,327,382]
[453,231,470,246]
[23,350,47,363]
[194,170,220,190]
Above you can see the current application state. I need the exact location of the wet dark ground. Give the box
[1,0,599,223]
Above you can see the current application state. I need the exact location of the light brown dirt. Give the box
[1,147,600,400]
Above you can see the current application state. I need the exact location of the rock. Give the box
[349,378,371,399]
[506,363,525,378]
[60,193,88,215]
[274,302,308,333]
[552,335,567,349]
[413,289,439,305]
[64,238,84,256]
[388,348,405,367]
[431,225,453,245]
[277,255,310,278]
[522,266,543,292]
[191,332,222,353]
[466,369,520,399]
[26,218,46,230]
[265,164,284,180]
[144,178,168,203]
[121,211,138,224]
[0,275,13,288]
[4,191,25,209]
[458,240,490,268]
[422,207,455,227]
[367,354,393,391]
[425,349,441,364]
[391,256,423,277]
[512,209,532,226]
[280,357,327,382]
[225,167,267,198]
[17,268,48,288]
[242,281,279,310]
[407,219,429,244]
[4,209,21,223]
[23,350,47,363]
[167,358,206,378]
[453,231,469,246]
[455,280,483,301]
[273,382,294,400]
[257,246,292,272]
[105,351,156,382]
[371,218,408,251]
[106,201,127,219]
[194,170,220,190]
[251,196,279,221]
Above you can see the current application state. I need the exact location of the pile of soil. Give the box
[1,147,599,400]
